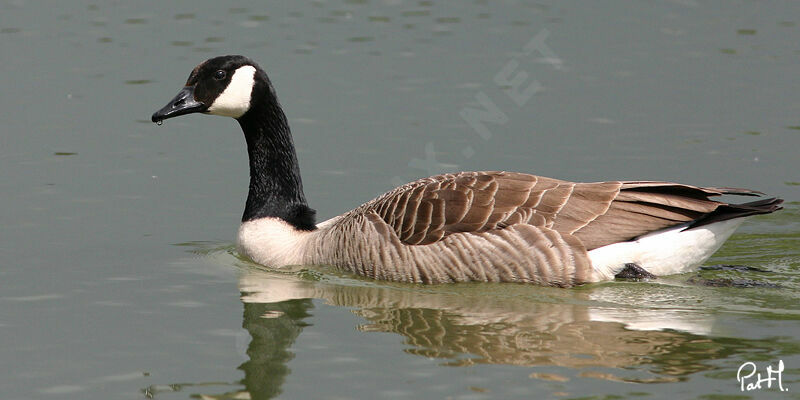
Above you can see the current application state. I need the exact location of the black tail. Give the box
[687,197,783,230]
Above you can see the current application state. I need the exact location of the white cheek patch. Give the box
[207,65,257,118]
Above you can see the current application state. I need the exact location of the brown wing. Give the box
[356,171,770,250]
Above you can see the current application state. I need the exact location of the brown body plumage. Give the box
[287,171,781,286]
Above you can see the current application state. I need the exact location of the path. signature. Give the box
[737,360,788,392]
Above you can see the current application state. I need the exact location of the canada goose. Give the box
[152,55,783,287]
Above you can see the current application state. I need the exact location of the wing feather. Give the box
[352,171,769,250]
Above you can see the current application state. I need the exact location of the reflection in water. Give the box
[147,239,800,399]
[191,267,725,399]
[238,270,712,377]
[238,298,312,399]
[142,282,315,400]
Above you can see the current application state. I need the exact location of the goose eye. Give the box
[213,70,226,80]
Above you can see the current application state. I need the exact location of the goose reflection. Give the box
[153,247,786,400]
[235,266,718,393]
[238,296,311,399]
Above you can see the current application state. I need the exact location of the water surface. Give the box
[1,1,799,399]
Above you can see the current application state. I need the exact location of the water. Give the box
[1,1,799,399]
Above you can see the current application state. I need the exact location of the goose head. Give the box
[152,55,272,122]
[152,55,315,229]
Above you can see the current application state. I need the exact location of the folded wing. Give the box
[358,171,778,250]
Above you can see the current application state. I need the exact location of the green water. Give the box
[147,213,800,400]
[1,1,799,399]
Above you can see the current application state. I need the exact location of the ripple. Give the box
[348,36,374,42]
[124,18,147,25]
[4,294,64,302]
[39,385,86,395]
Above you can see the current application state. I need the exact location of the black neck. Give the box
[237,96,316,230]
